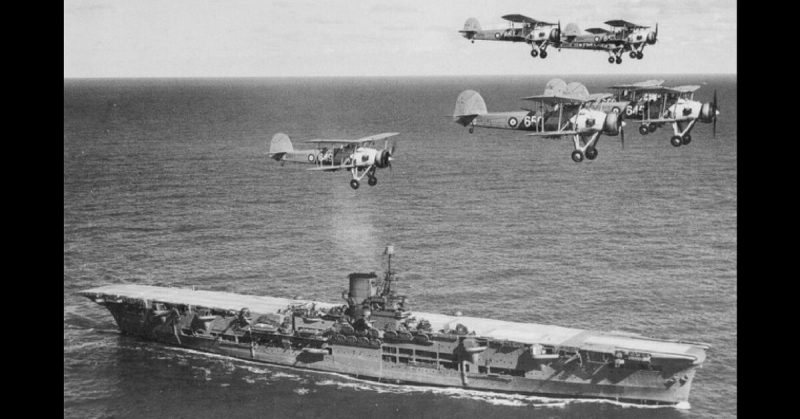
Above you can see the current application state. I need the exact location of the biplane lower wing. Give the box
[306,164,357,171]
[527,130,580,137]
[640,117,677,124]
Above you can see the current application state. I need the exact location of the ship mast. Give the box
[381,245,395,297]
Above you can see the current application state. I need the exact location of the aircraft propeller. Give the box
[381,140,396,170]
[712,89,718,138]
[647,23,658,45]
[557,20,562,43]
[620,115,626,149]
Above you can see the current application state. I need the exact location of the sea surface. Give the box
[64,75,737,418]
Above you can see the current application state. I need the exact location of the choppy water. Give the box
[64,75,736,418]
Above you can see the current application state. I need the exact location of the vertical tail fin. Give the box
[453,90,488,126]
[268,133,293,160]
[563,22,581,37]
[462,17,481,32]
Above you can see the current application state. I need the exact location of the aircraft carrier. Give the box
[79,246,708,406]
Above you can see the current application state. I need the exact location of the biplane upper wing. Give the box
[303,132,399,146]
[502,14,554,26]
[354,132,399,143]
[671,85,702,93]
[608,79,665,90]
[627,86,682,94]
[586,93,614,102]
[605,19,648,29]
[584,27,612,34]
[520,94,587,105]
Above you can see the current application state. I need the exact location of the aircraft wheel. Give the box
[540,50,548,59]
[670,136,682,147]
[682,134,692,145]
[648,123,657,133]
[350,180,360,189]
[571,150,584,163]
[615,56,623,64]
[629,51,637,59]
[530,49,538,58]
[585,147,598,160]
[608,56,615,64]
[368,176,378,186]
[636,51,644,59]
[468,127,474,134]
[638,125,649,135]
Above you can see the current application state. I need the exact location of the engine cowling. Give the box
[549,27,561,43]
[699,102,715,123]
[603,111,622,135]
[375,149,392,168]
[646,31,657,45]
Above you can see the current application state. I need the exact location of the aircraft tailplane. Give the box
[453,90,488,126]
[269,133,293,160]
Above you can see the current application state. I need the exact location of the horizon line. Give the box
[64,72,737,80]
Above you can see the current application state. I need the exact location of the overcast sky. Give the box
[64,0,736,78]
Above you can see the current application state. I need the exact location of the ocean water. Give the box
[64,75,737,418]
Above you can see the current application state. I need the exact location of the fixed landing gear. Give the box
[670,136,682,147]
[350,179,360,189]
[468,127,474,134]
[585,147,598,160]
[648,123,657,133]
[629,51,637,59]
[539,50,548,59]
[608,56,615,64]
[636,51,644,59]
[368,176,378,186]
[682,134,692,145]
[616,56,622,64]
[638,125,649,135]
[530,49,538,58]
[571,150,584,163]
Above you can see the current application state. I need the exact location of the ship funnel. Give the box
[348,272,378,304]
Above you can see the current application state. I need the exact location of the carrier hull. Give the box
[81,284,706,406]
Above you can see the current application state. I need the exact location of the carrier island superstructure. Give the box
[79,247,708,406]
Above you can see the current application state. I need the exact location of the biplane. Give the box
[608,81,720,147]
[268,132,397,189]
[453,79,626,163]
[560,19,658,64]
[459,14,561,59]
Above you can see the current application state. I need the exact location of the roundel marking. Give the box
[308,154,315,162]
[507,117,518,127]
[594,36,600,42]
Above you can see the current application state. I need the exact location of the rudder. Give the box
[462,17,481,32]
[453,90,488,127]
[564,23,581,37]
[268,133,293,160]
